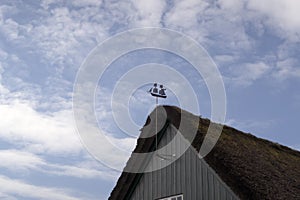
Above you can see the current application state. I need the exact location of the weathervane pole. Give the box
[156,96,158,150]
[148,83,167,151]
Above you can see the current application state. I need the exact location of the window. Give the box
[157,194,183,200]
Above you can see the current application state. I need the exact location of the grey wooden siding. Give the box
[129,125,239,200]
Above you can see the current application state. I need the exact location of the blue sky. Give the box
[0,0,300,199]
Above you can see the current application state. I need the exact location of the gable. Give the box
[129,124,239,200]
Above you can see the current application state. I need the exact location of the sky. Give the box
[0,0,300,199]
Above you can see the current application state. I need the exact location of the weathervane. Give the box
[148,83,167,155]
[148,82,167,111]
[148,83,167,99]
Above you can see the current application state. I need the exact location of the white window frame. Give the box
[157,194,183,200]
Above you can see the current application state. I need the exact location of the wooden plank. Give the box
[185,148,191,200]
[191,149,197,200]
[202,161,208,199]
[209,172,214,200]
[196,157,203,199]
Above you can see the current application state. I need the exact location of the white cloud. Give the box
[0,48,8,60]
[0,3,108,85]
[47,163,118,180]
[273,58,300,80]
[0,96,137,171]
[165,0,208,29]
[0,150,43,172]
[31,7,82,65]
[0,175,82,200]
[218,0,244,13]
[226,118,275,134]
[0,63,9,96]
[214,54,238,66]
[71,0,103,8]
[164,0,210,40]
[40,0,61,10]
[247,0,300,40]
[228,62,271,86]
[0,192,18,200]
[163,0,255,52]
[131,0,166,27]
[0,18,20,40]
[0,101,82,155]
[243,62,271,80]
[0,149,118,180]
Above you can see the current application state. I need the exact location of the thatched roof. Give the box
[109,106,300,200]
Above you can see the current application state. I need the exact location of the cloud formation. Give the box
[0,0,299,199]
[0,175,82,200]
[0,149,118,180]
[0,101,81,154]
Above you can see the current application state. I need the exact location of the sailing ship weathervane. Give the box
[148,83,167,99]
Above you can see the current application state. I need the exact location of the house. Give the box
[109,106,300,200]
